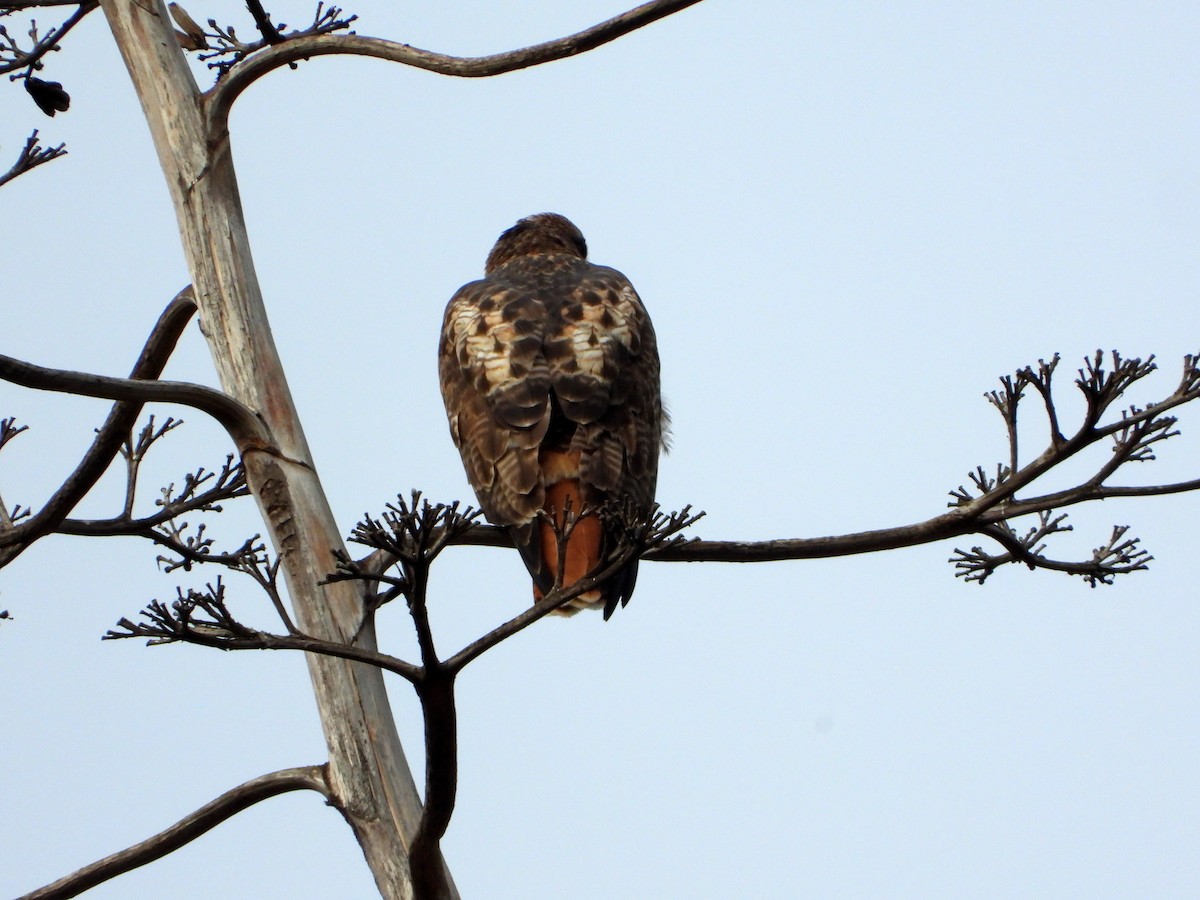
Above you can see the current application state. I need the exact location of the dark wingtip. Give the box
[601,560,639,621]
[509,522,556,598]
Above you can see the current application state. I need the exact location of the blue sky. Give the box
[2,2,1199,897]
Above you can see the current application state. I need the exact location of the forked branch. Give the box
[0,0,97,76]
[952,519,1151,586]
[106,579,422,683]
[194,1,356,77]
[445,504,702,672]
[330,496,699,898]
[0,289,198,567]
[0,129,65,187]
[52,448,252,571]
[944,350,1198,580]
[329,491,482,638]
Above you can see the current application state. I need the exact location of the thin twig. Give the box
[444,554,635,674]
[952,521,1150,586]
[106,582,422,683]
[237,550,296,633]
[0,0,97,75]
[47,451,252,574]
[0,129,66,188]
[196,2,354,76]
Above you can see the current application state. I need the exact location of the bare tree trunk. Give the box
[98,2,453,896]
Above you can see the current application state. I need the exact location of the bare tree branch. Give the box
[0,414,27,444]
[0,129,65,187]
[408,564,454,899]
[448,352,1200,583]
[206,0,705,132]
[328,493,482,640]
[16,765,330,900]
[0,0,96,76]
[445,506,701,672]
[234,545,296,632]
[0,416,30,527]
[0,289,197,566]
[0,347,274,450]
[243,0,284,45]
[951,518,1151,586]
[330,497,698,898]
[55,510,260,573]
[451,469,1200,567]
[52,452,249,538]
[166,2,207,49]
[106,579,423,683]
[0,1,91,10]
[196,2,354,77]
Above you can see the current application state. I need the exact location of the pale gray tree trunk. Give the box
[98,2,453,896]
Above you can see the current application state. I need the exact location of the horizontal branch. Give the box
[449,514,978,563]
[18,765,330,900]
[57,512,231,538]
[104,523,259,572]
[207,0,704,132]
[448,473,1200,564]
[193,629,423,684]
[53,479,249,538]
[0,348,273,450]
[444,354,1200,573]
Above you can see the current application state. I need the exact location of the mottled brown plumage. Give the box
[438,213,664,617]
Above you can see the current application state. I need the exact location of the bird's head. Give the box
[485,213,588,273]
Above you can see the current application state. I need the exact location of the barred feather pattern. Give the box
[438,214,664,617]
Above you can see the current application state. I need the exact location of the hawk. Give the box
[438,213,665,618]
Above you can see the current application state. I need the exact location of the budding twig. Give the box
[0,129,65,188]
[193,2,357,79]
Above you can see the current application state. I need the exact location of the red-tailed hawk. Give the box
[438,213,665,618]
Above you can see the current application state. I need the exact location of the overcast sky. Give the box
[3,2,1199,898]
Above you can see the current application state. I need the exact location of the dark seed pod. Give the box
[25,77,71,117]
